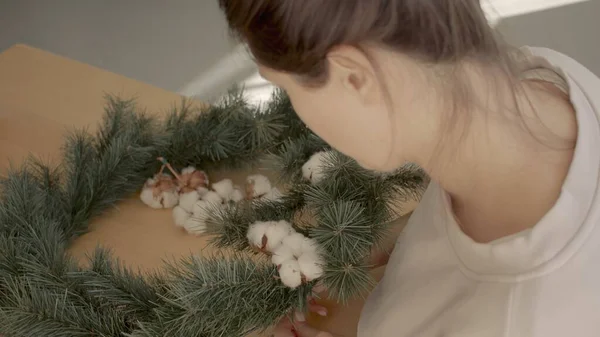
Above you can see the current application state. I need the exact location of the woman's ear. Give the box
[326,46,381,105]
[324,46,395,171]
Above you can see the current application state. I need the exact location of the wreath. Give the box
[0,88,426,336]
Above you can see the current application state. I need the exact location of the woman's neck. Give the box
[404,71,577,242]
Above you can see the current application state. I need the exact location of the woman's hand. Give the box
[272,295,334,337]
[272,312,335,337]
[272,319,334,337]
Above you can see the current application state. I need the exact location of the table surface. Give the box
[0,44,415,337]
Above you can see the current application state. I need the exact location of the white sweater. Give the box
[358,47,600,337]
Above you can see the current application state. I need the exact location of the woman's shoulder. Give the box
[520,46,600,96]
[518,46,600,142]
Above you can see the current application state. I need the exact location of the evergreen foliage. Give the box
[0,88,426,336]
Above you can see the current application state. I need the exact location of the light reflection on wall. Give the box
[483,0,589,24]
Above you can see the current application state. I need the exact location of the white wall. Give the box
[1,0,598,101]
[0,0,237,93]
[496,0,600,75]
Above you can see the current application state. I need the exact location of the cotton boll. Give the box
[282,232,308,257]
[178,167,209,193]
[272,245,295,266]
[302,151,329,184]
[212,179,234,200]
[140,187,163,209]
[202,190,223,205]
[277,220,295,232]
[172,206,191,228]
[265,221,294,251]
[246,174,272,198]
[181,166,196,175]
[145,176,158,186]
[140,174,178,209]
[247,221,271,249]
[263,187,283,202]
[197,186,210,197]
[279,260,302,289]
[150,174,178,192]
[184,216,207,235]
[161,190,179,208]
[298,252,324,281]
[301,237,320,256]
[179,191,200,213]
[228,187,245,203]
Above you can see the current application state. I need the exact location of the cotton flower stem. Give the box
[157,157,181,181]
[301,275,308,284]
[250,236,274,257]
[261,235,268,250]
[245,181,255,200]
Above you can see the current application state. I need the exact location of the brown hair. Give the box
[218,0,572,170]
[218,0,511,83]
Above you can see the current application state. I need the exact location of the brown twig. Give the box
[157,157,181,181]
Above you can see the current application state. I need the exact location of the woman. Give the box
[219,1,600,336]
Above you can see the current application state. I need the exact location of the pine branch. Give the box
[381,164,429,204]
[62,128,156,239]
[68,248,165,320]
[250,198,299,224]
[161,98,201,169]
[195,95,274,169]
[320,259,374,304]
[304,179,366,207]
[205,203,253,251]
[264,88,311,141]
[130,254,312,337]
[0,236,29,303]
[196,109,248,163]
[205,199,300,251]
[0,222,131,335]
[320,152,373,184]
[18,218,68,271]
[27,158,70,226]
[267,134,329,183]
[96,95,138,155]
[162,88,290,172]
[0,167,64,238]
[279,182,310,213]
[0,278,128,337]
[311,200,374,263]
[4,238,144,336]
[61,130,99,238]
